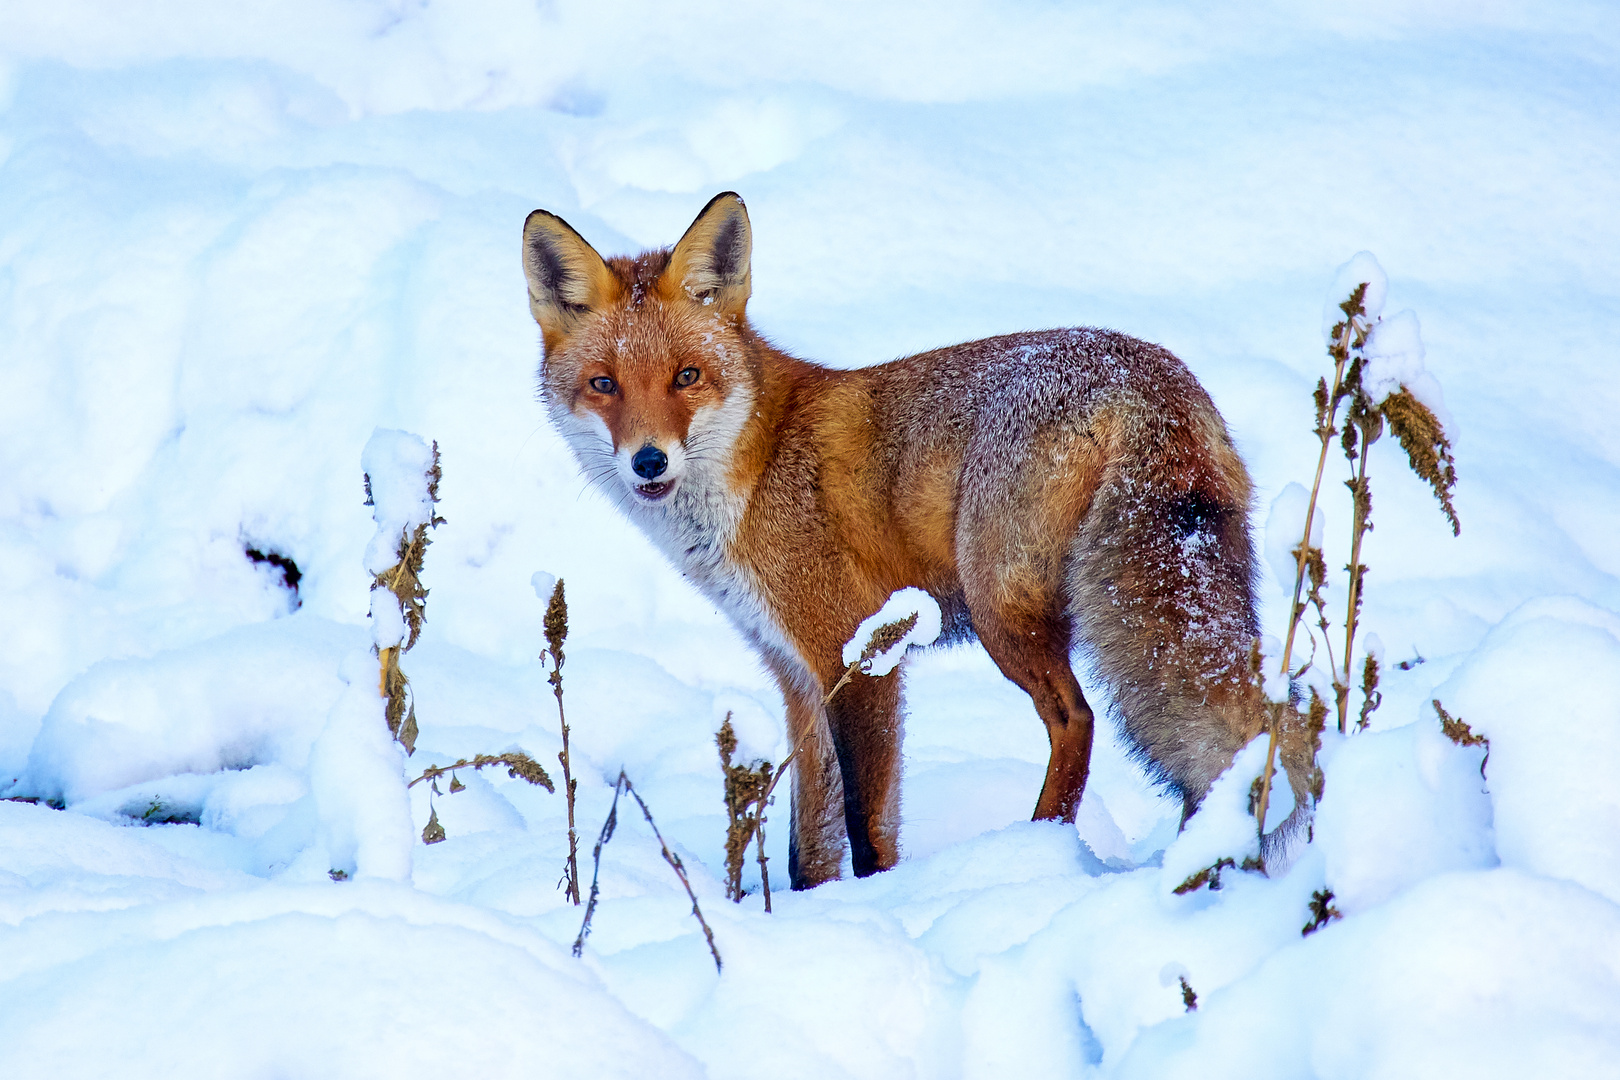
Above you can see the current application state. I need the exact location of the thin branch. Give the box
[573,771,723,974]
[572,773,623,959]
[409,753,554,791]
[622,773,723,974]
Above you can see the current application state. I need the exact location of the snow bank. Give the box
[1116,869,1620,1079]
[1314,721,1495,914]
[1433,596,1620,904]
[19,616,359,805]
[0,877,703,1079]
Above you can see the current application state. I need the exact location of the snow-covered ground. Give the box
[3,3,1619,1076]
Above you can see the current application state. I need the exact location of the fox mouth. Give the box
[633,480,675,502]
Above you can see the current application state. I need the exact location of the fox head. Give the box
[521,193,756,509]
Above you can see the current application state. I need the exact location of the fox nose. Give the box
[631,445,668,480]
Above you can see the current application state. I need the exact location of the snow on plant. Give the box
[1254,254,1462,855]
[717,588,945,912]
[361,428,444,755]
[842,588,944,676]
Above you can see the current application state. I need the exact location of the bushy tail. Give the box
[1066,446,1268,816]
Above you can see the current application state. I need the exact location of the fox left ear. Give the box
[522,209,620,354]
[660,192,751,317]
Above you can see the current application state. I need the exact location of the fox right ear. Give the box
[660,192,751,317]
[522,210,619,352]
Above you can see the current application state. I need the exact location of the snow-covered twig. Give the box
[362,429,444,755]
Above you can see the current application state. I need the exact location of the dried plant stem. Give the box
[1257,287,1368,851]
[622,775,723,974]
[1338,428,1374,733]
[716,714,772,904]
[542,580,581,905]
[553,686,579,903]
[572,774,622,959]
[573,771,722,974]
[407,752,554,791]
[754,815,772,913]
[366,441,443,757]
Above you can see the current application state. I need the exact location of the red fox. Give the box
[522,193,1305,889]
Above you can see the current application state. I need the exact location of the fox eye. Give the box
[588,375,617,394]
[674,367,700,388]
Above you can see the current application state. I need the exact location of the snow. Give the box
[842,587,945,676]
[3,3,1620,1076]
[1263,481,1325,598]
[1362,308,1454,430]
[1434,596,1620,904]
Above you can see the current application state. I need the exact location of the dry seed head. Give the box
[1382,389,1460,535]
[1434,699,1486,748]
[715,714,738,764]
[1357,652,1383,731]
[544,579,569,669]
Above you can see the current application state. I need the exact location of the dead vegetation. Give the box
[365,441,444,756]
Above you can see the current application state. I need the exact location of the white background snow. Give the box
[2,2,1619,1076]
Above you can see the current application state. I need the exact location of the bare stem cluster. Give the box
[1254,279,1461,856]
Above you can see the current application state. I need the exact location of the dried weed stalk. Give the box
[541,579,582,905]
[1256,277,1461,857]
[716,714,773,905]
[573,770,723,973]
[1434,698,1490,779]
[365,442,444,755]
[409,752,555,845]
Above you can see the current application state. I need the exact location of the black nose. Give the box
[631,445,668,479]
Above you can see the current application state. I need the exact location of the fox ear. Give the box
[660,192,751,317]
[522,210,619,352]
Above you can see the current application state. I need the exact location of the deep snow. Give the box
[2,3,1619,1077]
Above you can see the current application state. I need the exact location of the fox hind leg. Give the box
[969,598,1097,823]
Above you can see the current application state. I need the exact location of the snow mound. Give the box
[1263,481,1325,599]
[20,616,360,806]
[1434,596,1620,904]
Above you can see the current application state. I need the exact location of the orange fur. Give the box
[523,194,1288,889]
